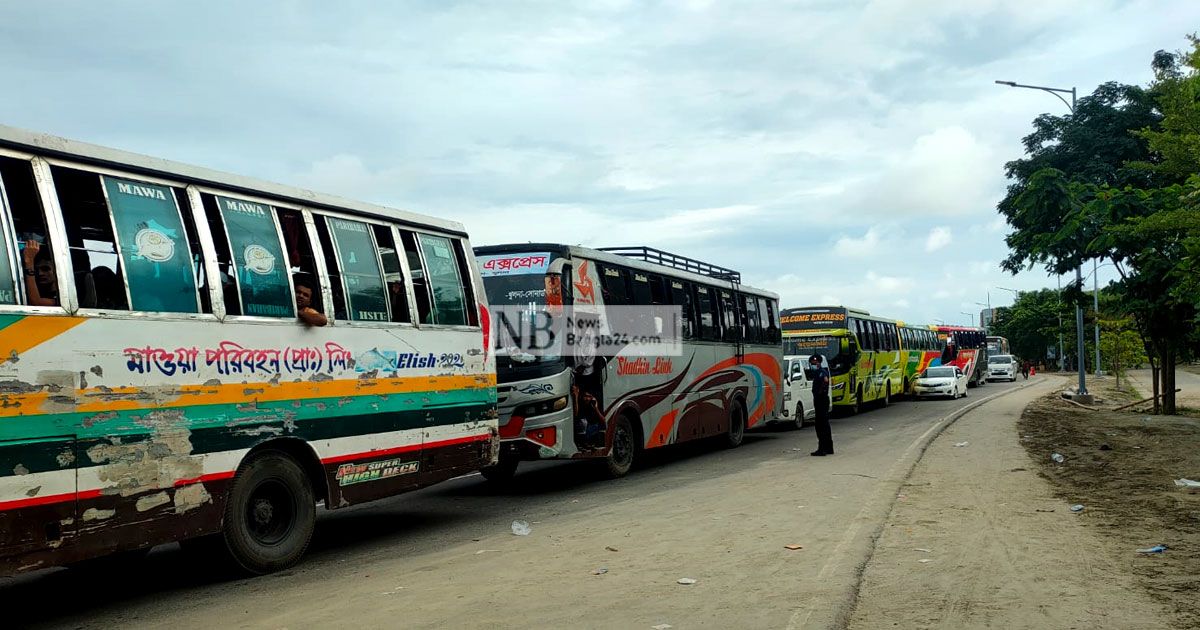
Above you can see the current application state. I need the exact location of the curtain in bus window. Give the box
[101,176,198,313]
[328,217,389,322]
[215,196,294,318]
[0,177,20,304]
[417,233,467,326]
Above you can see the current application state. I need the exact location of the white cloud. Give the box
[833,228,882,257]
[925,226,953,252]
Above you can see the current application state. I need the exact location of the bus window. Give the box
[324,215,390,323]
[742,295,761,343]
[450,239,479,326]
[648,275,668,306]
[207,194,294,318]
[720,290,738,342]
[0,157,46,306]
[398,230,433,323]
[417,232,469,326]
[600,265,630,305]
[669,280,694,340]
[630,271,652,305]
[759,297,778,344]
[56,167,190,313]
[695,285,719,341]
[374,225,410,323]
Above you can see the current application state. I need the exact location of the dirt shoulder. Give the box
[849,376,1181,629]
[1019,391,1200,629]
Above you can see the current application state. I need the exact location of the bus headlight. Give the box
[514,396,569,418]
[832,382,846,391]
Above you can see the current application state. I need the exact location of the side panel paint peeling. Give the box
[87,409,201,497]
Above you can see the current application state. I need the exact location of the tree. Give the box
[1099,317,1147,389]
[998,37,1200,414]
[988,288,1067,366]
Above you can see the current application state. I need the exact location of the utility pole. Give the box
[996,80,1087,396]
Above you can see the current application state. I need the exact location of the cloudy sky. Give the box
[1,1,1194,326]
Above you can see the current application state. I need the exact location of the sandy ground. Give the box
[1126,367,1200,412]
[1018,386,1200,628]
[849,376,1178,629]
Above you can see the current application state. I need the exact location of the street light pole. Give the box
[996,80,1087,395]
[1093,258,1101,376]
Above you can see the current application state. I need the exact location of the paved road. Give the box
[4,378,1029,629]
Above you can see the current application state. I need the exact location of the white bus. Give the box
[0,126,495,576]
[474,244,782,479]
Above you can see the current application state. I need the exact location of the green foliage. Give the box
[1099,318,1147,379]
[997,35,1200,414]
[1134,35,1200,182]
[989,288,1067,364]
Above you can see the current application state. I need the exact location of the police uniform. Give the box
[810,354,833,456]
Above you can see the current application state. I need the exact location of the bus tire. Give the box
[794,402,806,429]
[849,387,863,415]
[603,414,637,479]
[220,450,315,575]
[882,386,891,407]
[725,399,747,448]
[480,456,519,484]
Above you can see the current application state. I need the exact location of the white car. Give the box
[913,365,968,399]
[987,354,1018,382]
[776,355,830,429]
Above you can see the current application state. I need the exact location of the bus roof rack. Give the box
[597,246,741,283]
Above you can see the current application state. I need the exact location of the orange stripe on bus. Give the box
[0,316,85,365]
[0,373,496,417]
[646,409,677,448]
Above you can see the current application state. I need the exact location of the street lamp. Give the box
[1083,260,1115,376]
[996,79,1088,396]
[960,311,974,327]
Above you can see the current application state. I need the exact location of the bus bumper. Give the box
[496,370,575,459]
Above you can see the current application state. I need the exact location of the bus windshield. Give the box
[784,335,852,375]
[476,252,566,376]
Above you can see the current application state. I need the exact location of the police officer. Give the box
[809,353,833,456]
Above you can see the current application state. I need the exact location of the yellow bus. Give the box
[780,306,903,413]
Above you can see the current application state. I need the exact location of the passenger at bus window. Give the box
[90,266,123,310]
[941,339,958,363]
[70,249,97,309]
[21,240,57,306]
[294,276,328,327]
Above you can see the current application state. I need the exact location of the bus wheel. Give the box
[849,388,863,415]
[480,455,519,484]
[794,402,806,430]
[221,450,315,575]
[882,386,891,407]
[725,400,746,448]
[603,415,637,479]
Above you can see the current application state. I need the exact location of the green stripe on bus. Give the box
[0,314,24,332]
[0,388,494,477]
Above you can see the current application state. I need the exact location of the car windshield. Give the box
[989,355,1013,364]
[923,367,956,379]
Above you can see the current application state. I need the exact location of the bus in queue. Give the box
[897,322,944,395]
[780,306,903,413]
[931,325,989,387]
[0,126,496,576]
[986,335,1010,356]
[473,244,782,480]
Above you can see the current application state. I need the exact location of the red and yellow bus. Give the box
[931,325,989,387]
